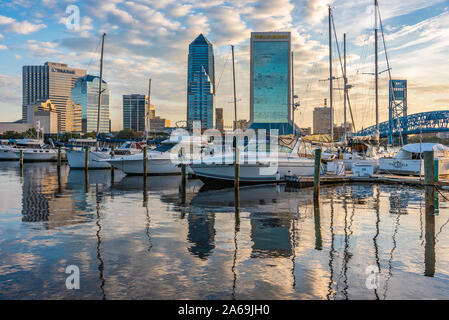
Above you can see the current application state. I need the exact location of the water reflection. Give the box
[2,162,449,299]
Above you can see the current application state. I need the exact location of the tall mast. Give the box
[375,0,379,137]
[291,51,295,135]
[146,78,151,142]
[328,6,334,142]
[96,33,106,151]
[231,45,237,130]
[343,33,347,141]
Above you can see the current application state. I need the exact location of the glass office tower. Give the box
[71,75,110,133]
[249,32,294,134]
[187,34,215,129]
[123,94,147,132]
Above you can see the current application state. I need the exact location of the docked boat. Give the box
[190,138,316,186]
[0,140,18,160]
[9,139,58,162]
[102,138,184,175]
[378,143,449,176]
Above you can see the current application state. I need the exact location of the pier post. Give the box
[314,198,322,250]
[424,212,436,277]
[314,148,322,199]
[20,150,24,167]
[181,163,186,204]
[85,146,89,171]
[424,151,435,214]
[143,145,148,176]
[57,146,61,169]
[110,146,115,184]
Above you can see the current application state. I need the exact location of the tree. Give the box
[115,129,140,140]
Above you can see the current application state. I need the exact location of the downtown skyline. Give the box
[0,0,448,132]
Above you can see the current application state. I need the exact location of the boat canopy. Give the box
[394,143,449,159]
[401,143,449,154]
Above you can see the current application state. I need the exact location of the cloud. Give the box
[0,44,7,50]
[301,0,333,25]
[0,14,46,34]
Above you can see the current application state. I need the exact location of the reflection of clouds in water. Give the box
[3,161,449,299]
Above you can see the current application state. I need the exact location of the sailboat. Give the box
[66,33,112,169]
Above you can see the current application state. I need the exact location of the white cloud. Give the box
[0,14,46,34]
[0,44,8,50]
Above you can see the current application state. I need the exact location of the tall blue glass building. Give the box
[249,32,294,134]
[71,75,110,133]
[187,34,215,129]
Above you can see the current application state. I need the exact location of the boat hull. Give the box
[190,161,315,186]
[0,149,18,160]
[108,157,181,175]
[66,149,111,169]
[15,149,58,162]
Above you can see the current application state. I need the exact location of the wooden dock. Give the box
[285,173,449,189]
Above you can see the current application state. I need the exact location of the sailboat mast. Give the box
[328,6,334,142]
[96,33,106,151]
[146,78,151,142]
[375,0,379,136]
[291,51,295,135]
[343,33,347,141]
[231,45,237,131]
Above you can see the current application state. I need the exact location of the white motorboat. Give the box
[379,143,449,176]
[190,138,316,186]
[10,139,58,162]
[103,138,183,175]
[0,140,18,160]
[66,147,112,169]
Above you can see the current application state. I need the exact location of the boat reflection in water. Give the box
[2,161,449,299]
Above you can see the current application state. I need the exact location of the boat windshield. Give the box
[153,143,176,153]
[118,142,133,149]
[243,143,292,153]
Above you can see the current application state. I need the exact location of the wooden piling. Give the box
[234,145,240,192]
[57,146,62,169]
[110,146,115,184]
[181,163,186,204]
[85,146,90,171]
[20,150,24,167]
[314,148,322,199]
[424,151,435,214]
[143,145,148,176]
[424,213,436,277]
[313,198,322,250]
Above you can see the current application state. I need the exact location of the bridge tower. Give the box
[388,80,408,145]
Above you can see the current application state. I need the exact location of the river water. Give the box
[1,161,449,299]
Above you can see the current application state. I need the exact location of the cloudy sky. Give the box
[0,0,448,131]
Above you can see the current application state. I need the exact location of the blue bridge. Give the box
[356,111,449,140]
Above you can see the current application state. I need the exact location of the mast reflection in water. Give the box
[1,162,449,299]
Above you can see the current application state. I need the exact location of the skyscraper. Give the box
[22,62,86,132]
[123,94,148,132]
[215,107,224,131]
[249,32,294,134]
[71,75,110,133]
[187,34,215,129]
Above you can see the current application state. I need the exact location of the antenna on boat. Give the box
[375,0,379,143]
[95,33,106,151]
[231,45,237,131]
[146,78,152,143]
[328,6,334,142]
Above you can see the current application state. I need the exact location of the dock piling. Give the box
[110,146,115,184]
[424,151,436,215]
[57,146,61,169]
[143,145,148,176]
[85,146,89,171]
[234,143,240,203]
[314,148,322,199]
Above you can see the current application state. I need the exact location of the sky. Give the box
[0,0,448,132]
